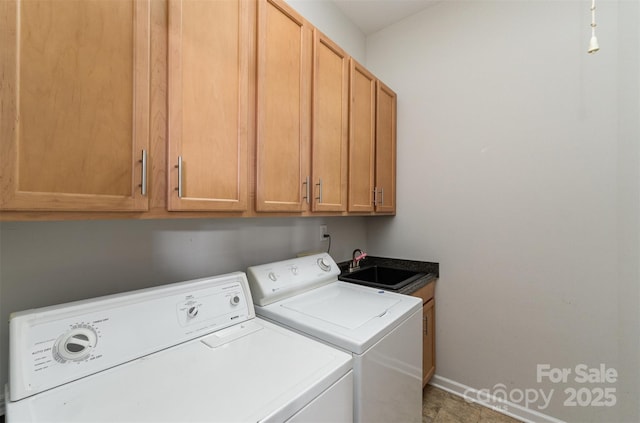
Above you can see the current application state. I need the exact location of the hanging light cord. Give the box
[591,0,596,37]
[588,0,600,54]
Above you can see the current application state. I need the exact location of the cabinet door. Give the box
[167,0,250,211]
[348,59,376,212]
[375,81,396,213]
[256,0,312,212]
[311,30,349,212]
[0,0,150,211]
[423,298,436,386]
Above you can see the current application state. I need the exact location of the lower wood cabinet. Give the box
[412,282,436,386]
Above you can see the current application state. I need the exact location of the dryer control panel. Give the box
[8,272,254,402]
[247,253,340,306]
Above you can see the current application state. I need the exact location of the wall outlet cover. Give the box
[320,225,329,242]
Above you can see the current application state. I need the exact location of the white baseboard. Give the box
[429,374,566,423]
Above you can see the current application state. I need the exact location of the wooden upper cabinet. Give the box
[375,80,396,213]
[348,59,376,213]
[255,0,312,212]
[311,30,349,212]
[0,0,150,211]
[167,0,250,211]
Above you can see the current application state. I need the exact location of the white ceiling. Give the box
[332,0,440,35]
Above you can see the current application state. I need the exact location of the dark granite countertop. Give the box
[337,255,439,295]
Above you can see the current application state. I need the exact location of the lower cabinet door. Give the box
[423,298,435,386]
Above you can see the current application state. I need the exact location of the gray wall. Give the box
[365,0,639,421]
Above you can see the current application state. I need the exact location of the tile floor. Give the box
[423,385,523,423]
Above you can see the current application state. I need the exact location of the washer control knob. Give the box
[317,257,332,272]
[290,266,298,275]
[230,295,241,306]
[53,327,98,363]
[187,305,199,318]
[268,272,277,281]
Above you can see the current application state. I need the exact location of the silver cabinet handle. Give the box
[175,156,183,198]
[139,150,148,196]
[379,187,384,205]
[315,179,323,204]
[373,187,378,206]
[302,176,310,204]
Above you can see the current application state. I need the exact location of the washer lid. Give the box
[256,282,422,355]
[281,284,401,329]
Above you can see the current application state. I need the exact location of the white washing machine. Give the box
[247,253,423,423]
[5,272,353,423]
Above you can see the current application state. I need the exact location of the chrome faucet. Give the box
[349,249,367,272]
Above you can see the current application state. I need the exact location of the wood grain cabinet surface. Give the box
[167,0,250,211]
[0,0,150,211]
[0,0,397,221]
[347,60,396,214]
[374,81,397,214]
[255,0,312,212]
[311,30,349,212]
[347,60,377,213]
[412,282,436,386]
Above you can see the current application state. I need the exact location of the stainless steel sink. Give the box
[339,265,426,290]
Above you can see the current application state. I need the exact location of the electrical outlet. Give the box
[320,225,329,242]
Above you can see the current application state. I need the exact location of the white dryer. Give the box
[247,253,423,423]
[5,272,353,423]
